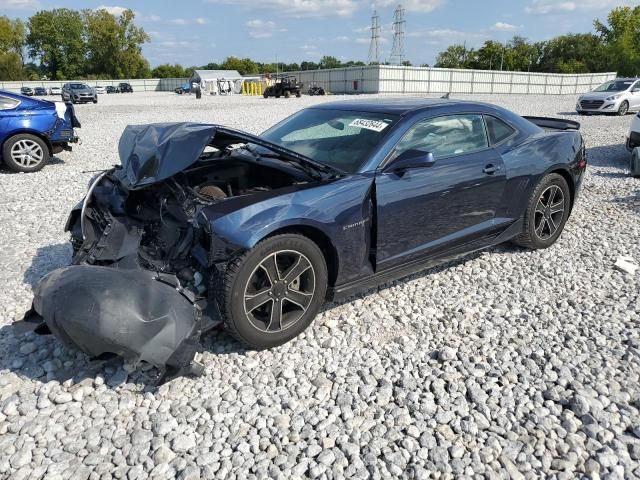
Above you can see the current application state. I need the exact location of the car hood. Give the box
[581,91,628,100]
[118,122,327,189]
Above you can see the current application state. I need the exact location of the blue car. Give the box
[28,98,586,380]
[1,90,80,172]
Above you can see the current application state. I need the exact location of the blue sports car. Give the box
[28,98,586,380]
[0,90,80,172]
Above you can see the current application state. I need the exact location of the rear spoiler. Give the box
[523,116,580,131]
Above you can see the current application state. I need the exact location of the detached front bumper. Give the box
[28,264,219,382]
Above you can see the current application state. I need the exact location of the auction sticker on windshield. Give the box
[349,118,389,132]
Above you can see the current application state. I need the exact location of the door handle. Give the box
[483,164,502,175]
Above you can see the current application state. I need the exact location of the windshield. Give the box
[261,109,398,173]
[593,80,634,92]
[70,84,88,89]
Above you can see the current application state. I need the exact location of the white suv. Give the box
[628,113,640,176]
[577,78,640,116]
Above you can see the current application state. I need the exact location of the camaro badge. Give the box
[343,218,370,231]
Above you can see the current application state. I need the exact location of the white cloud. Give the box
[171,18,188,25]
[206,0,358,17]
[195,17,210,24]
[95,5,128,16]
[336,35,350,41]
[491,22,519,32]
[0,0,37,8]
[377,0,445,13]
[526,0,640,15]
[159,40,190,47]
[246,19,285,38]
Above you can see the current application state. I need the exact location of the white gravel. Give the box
[1,92,639,479]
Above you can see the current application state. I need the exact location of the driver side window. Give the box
[393,114,488,160]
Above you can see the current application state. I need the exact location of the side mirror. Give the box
[385,150,436,172]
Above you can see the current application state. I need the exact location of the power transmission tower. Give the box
[389,4,406,65]
[367,9,381,65]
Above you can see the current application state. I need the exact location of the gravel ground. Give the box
[0,92,639,480]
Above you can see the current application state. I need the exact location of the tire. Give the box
[618,101,629,116]
[284,90,291,98]
[296,92,301,98]
[263,92,268,98]
[219,234,328,349]
[2,134,50,173]
[631,147,640,178]
[512,173,571,250]
[93,99,97,104]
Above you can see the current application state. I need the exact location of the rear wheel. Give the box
[512,173,571,250]
[284,90,291,98]
[220,234,328,349]
[618,101,629,116]
[2,134,49,173]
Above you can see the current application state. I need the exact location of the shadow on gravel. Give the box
[586,144,629,169]
[611,190,640,215]
[23,243,72,287]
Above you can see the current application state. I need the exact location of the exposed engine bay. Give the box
[26,123,319,383]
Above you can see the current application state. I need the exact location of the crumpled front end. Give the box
[27,122,310,381]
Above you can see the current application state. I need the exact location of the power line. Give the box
[389,4,406,65]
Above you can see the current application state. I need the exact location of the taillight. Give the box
[578,144,587,169]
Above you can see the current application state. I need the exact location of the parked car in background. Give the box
[20,87,34,96]
[27,98,587,378]
[175,83,191,94]
[628,113,640,177]
[94,86,106,94]
[105,86,119,94]
[34,87,47,96]
[62,83,97,104]
[0,90,80,173]
[49,86,62,96]
[577,78,640,116]
[118,82,133,93]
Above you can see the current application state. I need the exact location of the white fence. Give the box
[283,66,617,95]
[0,68,618,96]
[0,77,188,93]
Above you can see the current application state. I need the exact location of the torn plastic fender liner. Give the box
[31,265,206,375]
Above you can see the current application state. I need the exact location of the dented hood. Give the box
[118,122,334,189]
[119,123,218,189]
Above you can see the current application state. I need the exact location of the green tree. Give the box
[152,63,187,78]
[220,56,259,75]
[0,16,26,80]
[538,33,605,73]
[84,8,150,79]
[435,44,476,68]
[318,56,341,69]
[27,8,85,79]
[594,6,640,76]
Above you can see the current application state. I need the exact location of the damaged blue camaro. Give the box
[27,99,586,380]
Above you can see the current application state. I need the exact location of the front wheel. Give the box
[2,134,50,173]
[618,101,629,116]
[220,234,328,349]
[512,173,571,250]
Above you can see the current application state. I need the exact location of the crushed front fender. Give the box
[30,265,219,382]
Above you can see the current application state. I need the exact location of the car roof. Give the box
[311,97,495,116]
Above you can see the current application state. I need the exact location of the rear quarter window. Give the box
[485,116,516,145]
[0,96,20,110]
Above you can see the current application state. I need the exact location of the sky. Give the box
[2,0,640,68]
